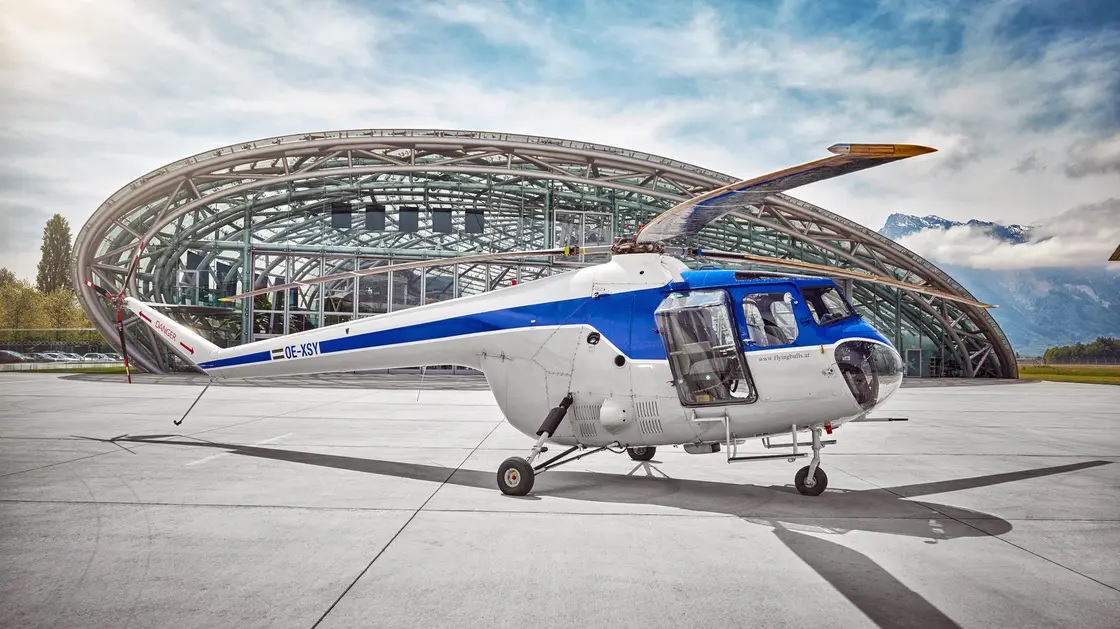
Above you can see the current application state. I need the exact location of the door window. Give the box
[742,292,799,347]
[655,290,756,405]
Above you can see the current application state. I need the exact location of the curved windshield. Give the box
[835,340,904,410]
[802,285,855,325]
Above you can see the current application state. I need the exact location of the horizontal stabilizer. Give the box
[635,143,936,244]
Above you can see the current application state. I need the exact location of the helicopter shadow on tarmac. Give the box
[98,435,1110,629]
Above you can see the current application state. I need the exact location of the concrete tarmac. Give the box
[1,374,1117,628]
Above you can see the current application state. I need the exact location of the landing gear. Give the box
[794,427,828,496]
[495,394,617,496]
[795,465,828,496]
[626,446,656,461]
[497,457,535,496]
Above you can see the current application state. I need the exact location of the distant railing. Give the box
[0,361,126,372]
[1018,357,1120,366]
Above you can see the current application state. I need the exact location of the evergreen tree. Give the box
[35,214,73,294]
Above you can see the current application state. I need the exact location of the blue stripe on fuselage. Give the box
[197,278,895,371]
[198,287,670,370]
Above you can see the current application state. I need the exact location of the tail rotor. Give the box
[84,241,145,384]
[84,280,133,384]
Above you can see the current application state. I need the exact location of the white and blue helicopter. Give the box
[87,143,993,497]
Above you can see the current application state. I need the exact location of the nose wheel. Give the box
[795,465,828,496]
[794,426,828,496]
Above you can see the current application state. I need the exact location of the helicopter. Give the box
[86,143,994,497]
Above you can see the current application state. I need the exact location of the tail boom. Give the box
[123,298,222,369]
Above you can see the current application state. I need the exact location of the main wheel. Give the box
[626,446,656,461]
[497,457,535,496]
[794,465,828,496]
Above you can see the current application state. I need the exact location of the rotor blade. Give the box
[696,249,996,309]
[84,279,115,302]
[115,306,132,384]
[635,143,936,244]
[120,241,146,293]
[218,246,612,302]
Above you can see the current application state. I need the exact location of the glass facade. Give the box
[73,129,1016,378]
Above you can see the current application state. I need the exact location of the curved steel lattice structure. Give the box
[73,129,1017,378]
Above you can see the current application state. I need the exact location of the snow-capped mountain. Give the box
[878,214,1120,356]
[881,213,1033,244]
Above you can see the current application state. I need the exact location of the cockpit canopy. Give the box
[654,275,898,408]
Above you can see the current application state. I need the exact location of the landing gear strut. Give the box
[794,427,828,496]
[497,394,620,496]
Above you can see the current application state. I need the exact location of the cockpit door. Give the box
[654,290,757,406]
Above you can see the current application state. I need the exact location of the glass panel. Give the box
[250,254,287,310]
[391,268,422,311]
[289,258,320,313]
[655,290,754,405]
[357,258,389,316]
[517,265,550,284]
[582,212,613,262]
[321,256,356,316]
[554,211,580,249]
[741,292,798,347]
[836,341,904,409]
[457,263,487,297]
[424,267,455,304]
[324,313,353,327]
[489,264,516,290]
[802,285,855,325]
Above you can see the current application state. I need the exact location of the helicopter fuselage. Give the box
[168,253,902,449]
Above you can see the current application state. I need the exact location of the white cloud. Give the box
[0,0,1117,280]
[897,199,1120,270]
[1064,132,1120,178]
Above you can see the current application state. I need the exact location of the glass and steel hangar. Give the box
[72,129,1017,378]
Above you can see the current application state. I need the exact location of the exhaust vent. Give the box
[635,400,659,418]
[572,404,602,422]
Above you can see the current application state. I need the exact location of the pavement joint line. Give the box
[309,420,504,629]
[833,464,1120,595]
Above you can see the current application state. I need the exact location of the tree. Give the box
[0,267,16,287]
[36,214,73,294]
[42,289,96,342]
[0,280,49,340]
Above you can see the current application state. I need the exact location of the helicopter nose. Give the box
[834,340,905,411]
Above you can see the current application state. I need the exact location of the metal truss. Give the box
[72,129,1016,377]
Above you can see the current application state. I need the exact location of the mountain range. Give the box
[879,214,1120,356]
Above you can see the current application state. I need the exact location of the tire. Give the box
[794,465,828,496]
[626,446,656,462]
[497,457,535,496]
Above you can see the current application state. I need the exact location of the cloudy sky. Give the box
[1,0,1118,279]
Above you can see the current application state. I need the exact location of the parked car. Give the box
[58,352,84,362]
[83,352,110,361]
[0,350,27,364]
[35,352,67,362]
